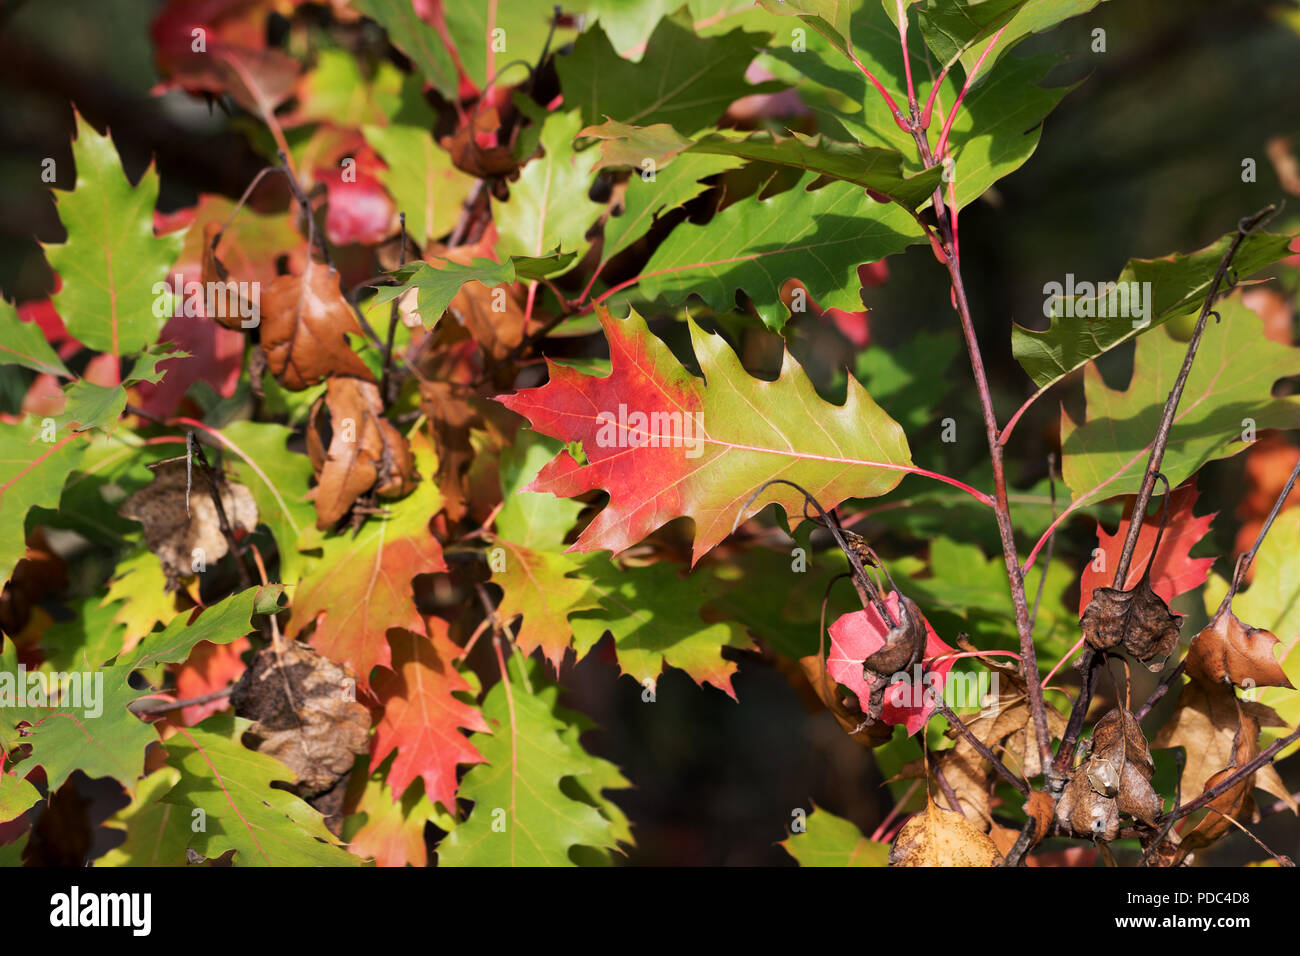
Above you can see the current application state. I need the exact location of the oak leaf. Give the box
[306,376,417,529]
[826,592,954,736]
[230,639,370,802]
[1080,577,1182,670]
[259,261,375,390]
[1056,708,1160,841]
[369,625,488,812]
[1186,608,1292,690]
[499,305,913,564]
[289,431,446,686]
[1153,679,1296,815]
[889,796,1001,866]
[1077,483,1215,618]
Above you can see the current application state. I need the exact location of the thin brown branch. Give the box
[130,686,234,716]
[187,432,253,590]
[933,698,1030,796]
[1110,205,1279,588]
[1159,724,1300,824]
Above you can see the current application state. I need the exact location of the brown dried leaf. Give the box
[889,796,1002,866]
[231,639,370,800]
[119,459,257,588]
[1185,609,1293,690]
[1057,708,1160,840]
[1153,680,1295,813]
[1177,707,1260,854]
[1056,769,1121,842]
[306,377,418,529]
[260,260,375,390]
[1080,577,1183,669]
[441,107,519,179]
[795,654,894,748]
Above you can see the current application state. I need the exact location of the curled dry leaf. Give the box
[230,638,371,831]
[1080,577,1182,670]
[1185,608,1292,690]
[1056,708,1160,842]
[794,654,893,748]
[200,221,255,333]
[119,459,257,589]
[827,592,954,735]
[306,376,418,529]
[889,796,1002,867]
[1176,705,1261,857]
[1153,679,1297,816]
[441,106,519,179]
[259,260,376,390]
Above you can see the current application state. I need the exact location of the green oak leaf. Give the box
[362,123,477,246]
[352,0,460,100]
[768,7,1071,212]
[218,420,323,584]
[636,173,923,328]
[1013,229,1295,392]
[0,418,87,585]
[375,251,577,328]
[161,716,360,866]
[0,298,70,377]
[781,804,889,866]
[1061,298,1300,509]
[0,586,280,795]
[0,770,42,824]
[45,112,185,361]
[492,110,604,269]
[557,12,779,134]
[570,558,756,698]
[581,120,943,208]
[438,658,628,866]
[58,344,181,435]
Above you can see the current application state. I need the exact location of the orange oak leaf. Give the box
[1186,608,1293,690]
[1077,482,1216,617]
[259,260,376,390]
[370,626,488,811]
[288,431,445,685]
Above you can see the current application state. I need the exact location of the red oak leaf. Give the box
[497,306,913,564]
[1077,482,1216,618]
[317,148,396,247]
[826,592,955,736]
[370,626,488,811]
[168,637,249,725]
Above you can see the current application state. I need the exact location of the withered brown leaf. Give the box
[1056,708,1160,841]
[306,376,418,529]
[441,107,520,179]
[1153,679,1296,815]
[119,459,258,589]
[889,796,1002,866]
[231,639,371,831]
[1176,706,1261,857]
[1080,577,1183,670]
[1185,608,1293,690]
[259,260,376,390]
